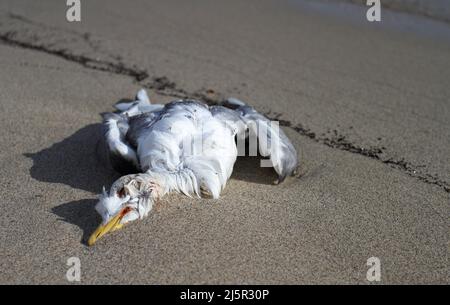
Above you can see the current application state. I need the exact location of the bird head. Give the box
[88,174,157,246]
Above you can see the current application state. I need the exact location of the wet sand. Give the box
[0,0,448,284]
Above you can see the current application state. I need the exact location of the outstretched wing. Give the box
[212,98,298,183]
[102,89,162,174]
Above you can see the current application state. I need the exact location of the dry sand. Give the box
[0,0,448,284]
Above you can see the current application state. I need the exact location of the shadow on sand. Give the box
[25,123,278,244]
[24,123,118,193]
[52,199,101,244]
[24,123,119,244]
[232,156,277,185]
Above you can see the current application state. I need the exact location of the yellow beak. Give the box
[87,207,130,246]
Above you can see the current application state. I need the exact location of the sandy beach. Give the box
[0,0,448,284]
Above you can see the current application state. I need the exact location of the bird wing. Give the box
[104,89,297,187]
[213,98,298,183]
[102,89,163,174]
[135,101,237,199]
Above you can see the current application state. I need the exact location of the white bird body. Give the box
[138,101,238,197]
[88,89,298,245]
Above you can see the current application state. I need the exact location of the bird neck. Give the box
[144,168,201,198]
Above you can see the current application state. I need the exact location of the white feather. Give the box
[98,89,298,224]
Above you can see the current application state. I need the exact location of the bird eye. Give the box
[117,187,126,198]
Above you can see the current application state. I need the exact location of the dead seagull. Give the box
[88,89,298,245]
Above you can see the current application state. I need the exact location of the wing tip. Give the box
[221,97,247,109]
[136,89,150,104]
